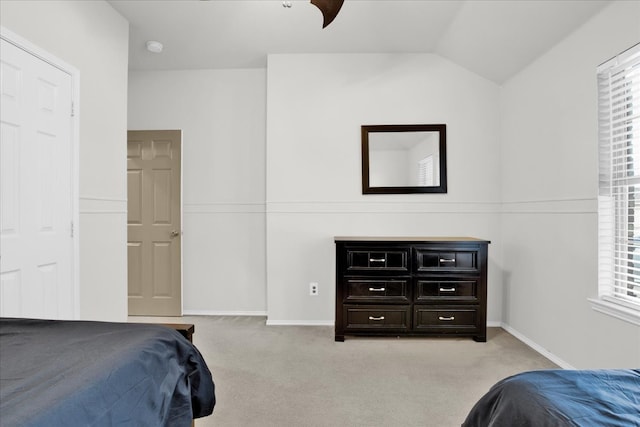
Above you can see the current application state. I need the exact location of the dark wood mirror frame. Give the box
[361,124,447,194]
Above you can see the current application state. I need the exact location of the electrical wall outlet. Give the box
[309,282,319,296]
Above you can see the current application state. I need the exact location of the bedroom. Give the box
[0,0,639,425]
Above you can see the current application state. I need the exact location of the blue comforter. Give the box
[0,318,215,427]
[463,369,640,426]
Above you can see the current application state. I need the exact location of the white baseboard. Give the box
[182,310,267,317]
[500,323,575,369]
[266,319,334,326]
[268,319,500,327]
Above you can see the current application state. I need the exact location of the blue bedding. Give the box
[0,318,215,427]
[463,369,640,426]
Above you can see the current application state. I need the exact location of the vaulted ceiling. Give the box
[109,0,610,84]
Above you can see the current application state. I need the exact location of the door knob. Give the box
[170,230,181,238]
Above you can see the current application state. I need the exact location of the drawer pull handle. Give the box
[439,287,456,292]
[369,316,385,321]
[369,258,386,263]
[369,287,386,292]
[439,258,456,263]
[438,316,455,321]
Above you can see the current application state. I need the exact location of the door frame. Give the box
[1,26,80,318]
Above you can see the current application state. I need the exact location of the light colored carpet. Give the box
[130,316,558,427]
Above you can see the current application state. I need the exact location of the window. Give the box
[418,155,434,186]
[596,43,640,325]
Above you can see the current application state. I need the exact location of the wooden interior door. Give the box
[127,130,181,316]
[0,37,75,319]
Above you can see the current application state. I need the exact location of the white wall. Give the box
[128,69,267,315]
[14,0,629,368]
[266,54,502,324]
[500,0,640,368]
[1,1,129,321]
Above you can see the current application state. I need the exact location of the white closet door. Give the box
[1,38,74,319]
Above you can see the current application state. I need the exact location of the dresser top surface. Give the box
[334,236,490,243]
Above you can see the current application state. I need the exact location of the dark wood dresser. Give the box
[335,237,490,342]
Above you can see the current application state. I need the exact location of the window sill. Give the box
[589,297,640,326]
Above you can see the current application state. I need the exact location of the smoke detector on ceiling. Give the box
[146,40,163,53]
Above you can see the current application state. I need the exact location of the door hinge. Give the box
[70,221,74,238]
[71,102,75,117]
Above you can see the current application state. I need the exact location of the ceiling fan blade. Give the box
[310,0,345,28]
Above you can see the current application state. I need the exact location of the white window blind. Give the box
[418,155,434,186]
[598,43,640,314]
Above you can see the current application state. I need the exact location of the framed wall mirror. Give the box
[361,124,447,194]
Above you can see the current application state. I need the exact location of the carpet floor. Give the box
[129,316,558,427]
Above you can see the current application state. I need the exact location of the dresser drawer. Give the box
[413,307,478,332]
[415,248,478,272]
[346,248,409,273]
[415,279,477,302]
[343,305,410,332]
[344,279,409,303]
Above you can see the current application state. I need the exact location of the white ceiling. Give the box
[108,0,610,84]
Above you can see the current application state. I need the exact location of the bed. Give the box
[0,318,216,427]
[462,369,640,427]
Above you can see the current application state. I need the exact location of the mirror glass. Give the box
[362,124,447,194]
